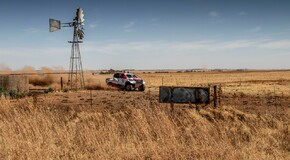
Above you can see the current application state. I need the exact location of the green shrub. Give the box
[44,87,54,93]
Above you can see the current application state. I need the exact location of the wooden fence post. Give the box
[90,90,93,107]
[60,77,63,91]
[214,85,218,108]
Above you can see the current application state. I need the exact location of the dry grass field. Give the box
[0,70,289,159]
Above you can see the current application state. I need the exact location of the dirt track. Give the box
[31,88,289,122]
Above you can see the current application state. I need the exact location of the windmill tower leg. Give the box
[68,24,85,90]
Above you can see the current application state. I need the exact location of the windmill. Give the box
[49,7,85,90]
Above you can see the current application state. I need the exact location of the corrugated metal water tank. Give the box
[0,75,29,93]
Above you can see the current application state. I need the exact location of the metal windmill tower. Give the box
[49,7,85,90]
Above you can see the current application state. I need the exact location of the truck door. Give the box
[119,73,126,85]
[113,73,119,85]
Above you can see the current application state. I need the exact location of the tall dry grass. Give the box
[0,96,288,159]
[140,71,290,96]
[1,69,289,159]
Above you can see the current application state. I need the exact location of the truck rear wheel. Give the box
[125,84,133,91]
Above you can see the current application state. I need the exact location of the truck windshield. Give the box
[126,74,137,78]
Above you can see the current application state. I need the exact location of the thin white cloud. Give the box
[149,18,160,26]
[89,24,97,29]
[123,21,135,32]
[168,41,209,51]
[80,39,290,69]
[89,21,100,29]
[23,28,42,34]
[208,40,258,51]
[209,11,219,17]
[2,39,290,70]
[238,11,247,16]
[3,39,288,58]
[248,26,262,33]
[82,39,266,55]
[258,40,290,49]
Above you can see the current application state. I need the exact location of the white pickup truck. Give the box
[106,72,145,91]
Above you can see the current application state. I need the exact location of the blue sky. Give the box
[0,0,290,70]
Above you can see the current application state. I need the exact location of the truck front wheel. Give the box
[139,85,145,91]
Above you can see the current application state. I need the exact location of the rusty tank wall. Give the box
[0,75,29,93]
